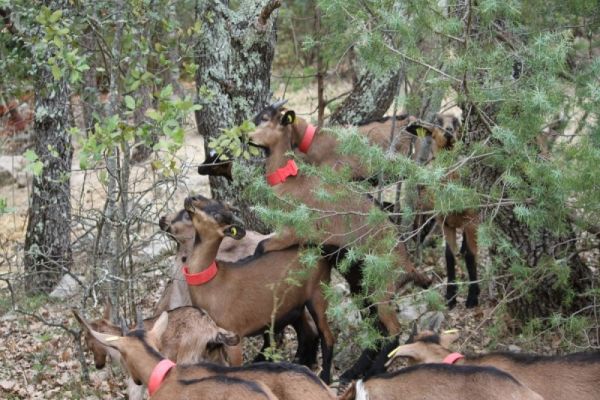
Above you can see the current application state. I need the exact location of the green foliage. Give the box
[208,120,261,161]
[23,149,43,176]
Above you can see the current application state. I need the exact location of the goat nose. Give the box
[444,132,453,140]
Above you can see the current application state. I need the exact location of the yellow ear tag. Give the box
[416,127,427,138]
[442,329,459,334]
[230,227,237,236]
[287,114,295,124]
[105,336,121,342]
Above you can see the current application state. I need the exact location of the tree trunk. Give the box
[194,0,280,233]
[329,65,401,125]
[24,12,73,293]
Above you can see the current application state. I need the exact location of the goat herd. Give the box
[73,101,600,399]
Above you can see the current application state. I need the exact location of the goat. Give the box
[75,313,334,400]
[156,208,320,368]
[198,103,420,181]
[387,329,600,400]
[338,363,543,400]
[181,194,335,383]
[74,305,239,400]
[198,148,234,181]
[155,209,275,312]
[74,311,280,400]
[413,113,480,308]
[248,103,432,380]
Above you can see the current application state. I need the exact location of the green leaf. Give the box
[145,109,162,121]
[49,9,63,23]
[124,96,136,110]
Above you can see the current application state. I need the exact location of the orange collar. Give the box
[443,352,464,364]
[298,124,317,153]
[148,359,176,396]
[266,159,298,186]
[183,261,218,285]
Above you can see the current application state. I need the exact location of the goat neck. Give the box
[186,232,223,276]
[289,117,315,153]
[264,134,295,176]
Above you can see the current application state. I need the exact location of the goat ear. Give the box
[406,123,432,138]
[150,311,169,342]
[440,330,460,348]
[223,224,246,240]
[213,328,241,347]
[387,343,420,362]
[73,309,124,349]
[281,110,296,126]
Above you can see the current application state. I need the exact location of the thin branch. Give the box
[257,0,282,28]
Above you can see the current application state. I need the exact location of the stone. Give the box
[49,274,81,299]
[0,166,16,187]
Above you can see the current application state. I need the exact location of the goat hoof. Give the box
[465,297,479,308]
[319,371,331,385]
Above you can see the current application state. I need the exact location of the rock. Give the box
[419,311,445,332]
[49,274,81,299]
[0,166,16,187]
[508,344,522,353]
[397,296,429,321]
[16,171,31,188]
[0,155,26,172]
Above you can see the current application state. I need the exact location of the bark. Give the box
[194,0,280,233]
[329,64,401,125]
[24,2,73,294]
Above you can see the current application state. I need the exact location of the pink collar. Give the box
[443,352,465,364]
[298,124,317,153]
[148,359,176,396]
[183,261,218,285]
[266,159,298,186]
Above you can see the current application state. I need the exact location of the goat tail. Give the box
[355,379,370,400]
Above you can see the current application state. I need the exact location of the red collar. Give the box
[266,159,298,186]
[183,261,218,285]
[148,359,176,396]
[443,352,464,364]
[298,124,316,153]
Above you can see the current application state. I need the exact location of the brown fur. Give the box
[414,114,480,308]
[182,195,335,383]
[249,107,431,340]
[81,305,237,368]
[153,375,279,400]
[339,364,543,400]
[156,209,273,313]
[157,208,320,368]
[390,330,600,400]
[286,114,418,179]
[76,311,331,400]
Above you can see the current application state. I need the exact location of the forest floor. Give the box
[0,78,591,399]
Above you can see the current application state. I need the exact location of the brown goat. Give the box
[198,102,419,181]
[181,194,335,383]
[157,208,320,368]
[339,363,543,400]
[75,305,238,400]
[248,104,431,379]
[155,209,274,313]
[388,330,600,400]
[76,313,333,400]
[414,114,480,308]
